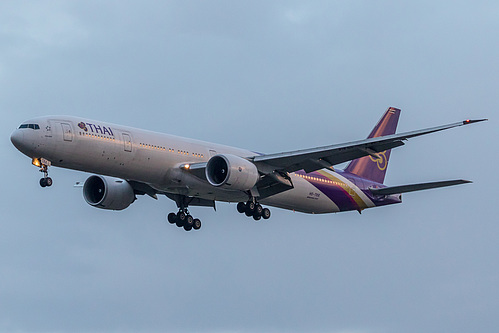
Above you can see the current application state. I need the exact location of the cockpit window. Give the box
[18,124,40,130]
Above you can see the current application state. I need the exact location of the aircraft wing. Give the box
[251,119,486,174]
[179,118,485,200]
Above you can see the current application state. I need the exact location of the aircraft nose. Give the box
[10,130,25,150]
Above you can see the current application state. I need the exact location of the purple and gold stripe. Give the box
[295,170,374,212]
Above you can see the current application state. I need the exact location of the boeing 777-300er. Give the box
[10,108,486,231]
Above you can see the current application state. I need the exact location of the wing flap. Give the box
[369,179,472,196]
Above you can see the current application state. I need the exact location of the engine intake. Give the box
[206,154,259,191]
[83,175,135,210]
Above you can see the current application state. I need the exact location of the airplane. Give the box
[10,107,486,231]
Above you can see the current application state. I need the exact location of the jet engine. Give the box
[206,154,259,191]
[83,175,135,210]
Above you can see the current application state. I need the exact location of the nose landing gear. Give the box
[33,158,53,188]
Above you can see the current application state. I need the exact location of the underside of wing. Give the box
[128,179,216,208]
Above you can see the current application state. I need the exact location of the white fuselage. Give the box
[12,116,363,214]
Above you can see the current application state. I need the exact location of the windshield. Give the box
[18,124,40,130]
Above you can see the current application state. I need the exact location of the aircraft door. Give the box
[61,123,73,142]
[123,133,132,152]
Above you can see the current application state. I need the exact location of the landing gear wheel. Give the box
[254,204,263,216]
[183,225,193,231]
[175,212,186,227]
[184,215,194,228]
[167,212,177,224]
[262,208,271,220]
[253,214,261,221]
[193,219,201,230]
[237,202,246,213]
[178,211,186,222]
[40,178,47,187]
[246,201,255,213]
[45,177,53,187]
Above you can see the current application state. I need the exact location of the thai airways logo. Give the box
[369,151,388,171]
[78,121,114,136]
[78,122,88,131]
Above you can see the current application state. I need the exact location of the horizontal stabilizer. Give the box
[369,179,472,196]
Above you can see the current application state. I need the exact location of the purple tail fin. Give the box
[344,107,401,184]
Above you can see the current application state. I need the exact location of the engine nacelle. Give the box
[206,154,259,191]
[83,175,135,210]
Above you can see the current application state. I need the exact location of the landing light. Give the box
[32,158,41,167]
[180,164,190,170]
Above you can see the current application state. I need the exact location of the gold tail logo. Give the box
[369,151,388,171]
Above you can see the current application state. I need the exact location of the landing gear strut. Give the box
[166,195,202,231]
[34,158,53,188]
[237,200,271,221]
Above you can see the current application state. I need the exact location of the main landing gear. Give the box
[167,210,202,231]
[33,158,53,188]
[166,195,202,231]
[237,201,271,221]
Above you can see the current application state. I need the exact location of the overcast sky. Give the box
[1,1,497,332]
